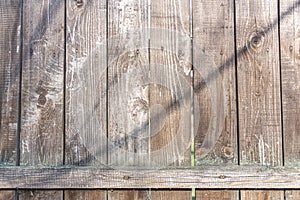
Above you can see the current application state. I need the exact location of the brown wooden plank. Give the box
[150,0,191,198]
[280,0,300,166]
[197,190,239,200]
[241,191,284,200]
[0,191,15,200]
[280,1,300,198]
[0,0,21,165]
[193,0,238,198]
[20,0,64,199]
[65,190,106,200]
[65,0,107,198]
[236,0,283,199]
[1,166,300,189]
[193,0,237,167]
[286,191,300,200]
[107,0,149,198]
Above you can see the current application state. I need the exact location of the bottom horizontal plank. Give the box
[0,166,299,189]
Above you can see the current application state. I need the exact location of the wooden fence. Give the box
[1,0,300,199]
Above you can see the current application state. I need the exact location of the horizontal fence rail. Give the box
[0,166,299,189]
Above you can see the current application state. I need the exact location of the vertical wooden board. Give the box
[108,190,149,200]
[107,0,149,199]
[66,0,107,166]
[193,0,238,198]
[65,190,106,200]
[280,0,300,165]
[21,0,64,165]
[0,0,21,165]
[236,0,282,166]
[20,0,64,199]
[236,0,283,199]
[193,0,237,165]
[0,191,15,200]
[66,1,107,199]
[19,191,62,200]
[286,191,300,200]
[197,190,239,200]
[107,0,149,167]
[150,0,191,167]
[149,0,191,199]
[241,191,284,200]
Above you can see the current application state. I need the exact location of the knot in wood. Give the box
[76,0,83,8]
[123,175,130,180]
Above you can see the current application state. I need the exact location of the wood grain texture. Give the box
[280,0,300,166]
[107,0,149,198]
[236,0,282,166]
[236,0,283,199]
[20,0,64,199]
[241,191,284,200]
[1,166,300,189]
[21,0,64,166]
[197,190,239,200]
[0,0,21,165]
[193,0,237,166]
[286,191,300,200]
[65,190,106,200]
[193,0,238,198]
[66,0,107,199]
[66,0,107,167]
[150,0,191,198]
[0,191,15,200]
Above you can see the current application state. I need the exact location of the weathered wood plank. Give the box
[280,0,300,166]
[65,190,106,200]
[65,0,107,167]
[193,0,238,198]
[286,191,300,200]
[241,191,284,200]
[0,191,15,200]
[21,0,64,165]
[1,166,300,189]
[150,0,191,198]
[107,0,149,198]
[236,0,282,167]
[65,0,107,198]
[0,0,21,165]
[20,0,64,199]
[197,190,239,200]
[236,0,283,199]
[193,0,237,166]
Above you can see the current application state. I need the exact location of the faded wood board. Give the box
[107,0,149,198]
[0,0,21,165]
[241,191,284,200]
[193,0,238,198]
[65,190,106,200]
[65,0,107,167]
[280,0,300,165]
[235,0,283,199]
[0,191,15,200]
[280,1,300,198]
[20,0,64,199]
[18,191,62,200]
[197,190,239,200]
[65,0,107,199]
[150,0,191,198]
[286,191,300,200]
[2,166,300,189]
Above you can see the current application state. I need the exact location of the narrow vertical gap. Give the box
[16,0,25,167]
[233,0,240,166]
[15,188,20,200]
[190,0,195,200]
[277,0,285,167]
[238,190,241,200]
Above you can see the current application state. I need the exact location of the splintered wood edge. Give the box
[0,166,299,189]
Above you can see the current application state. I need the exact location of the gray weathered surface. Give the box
[1,166,300,189]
